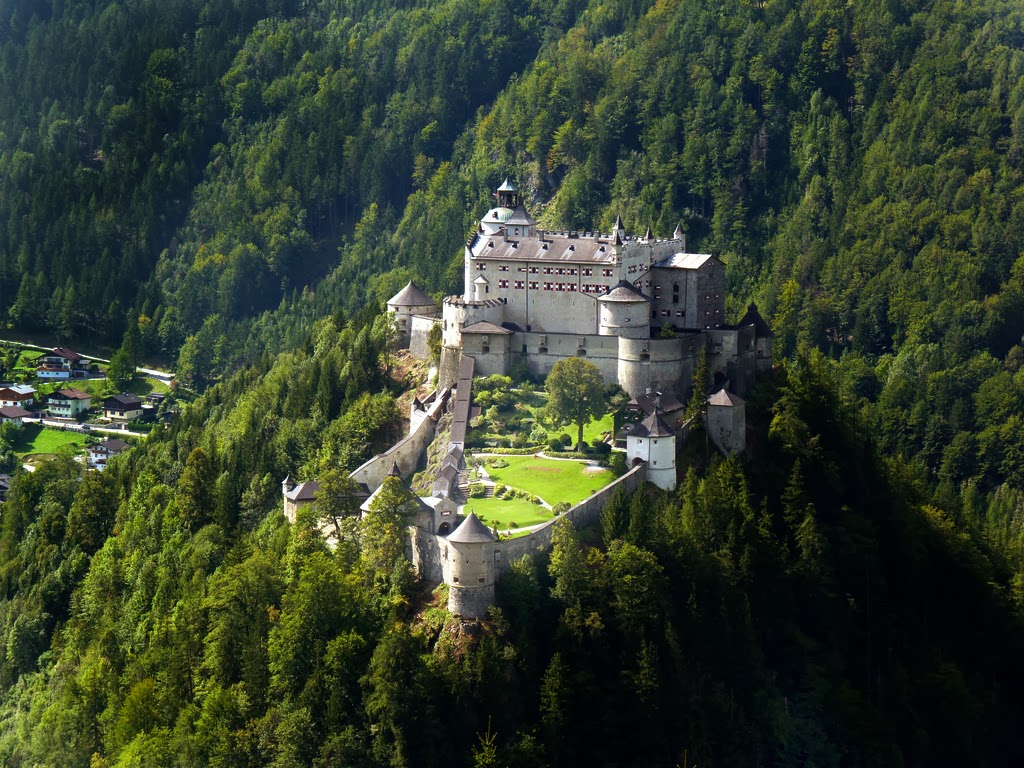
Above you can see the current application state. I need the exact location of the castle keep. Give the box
[393,178,772,402]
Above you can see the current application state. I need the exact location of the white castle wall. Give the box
[411,462,649,593]
[349,390,449,491]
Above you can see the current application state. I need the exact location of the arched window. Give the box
[672,283,680,304]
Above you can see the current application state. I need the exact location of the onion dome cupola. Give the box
[481,177,520,235]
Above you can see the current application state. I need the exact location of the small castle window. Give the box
[478,578,485,583]
[577,349,587,357]
[538,346,548,354]
[482,345,490,354]
[453,576,460,583]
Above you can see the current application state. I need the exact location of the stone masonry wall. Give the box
[349,389,449,491]
[409,462,649,589]
[409,314,439,361]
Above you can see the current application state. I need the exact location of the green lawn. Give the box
[14,349,42,368]
[461,496,554,529]
[13,424,90,457]
[582,411,614,444]
[483,456,614,506]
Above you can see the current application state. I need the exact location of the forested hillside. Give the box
[2,0,1024,764]
[1,328,1022,766]
[3,0,1023,491]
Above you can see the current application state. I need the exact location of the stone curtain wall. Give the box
[410,461,649,591]
[409,315,439,360]
[349,388,450,491]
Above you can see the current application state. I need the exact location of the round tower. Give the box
[598,280,651,339]
[386,282,436,347]
[446,512,496,619]
[625,399,677,491]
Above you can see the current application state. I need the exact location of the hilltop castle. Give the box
[391,177,772,408]
[283,178,777,621]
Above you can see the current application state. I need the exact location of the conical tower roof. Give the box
[644,224,653,240]
[599,280,650,303]
[448,512,496,543]
[632,402,675,437]
[673,221,685,239]
[387,281,434,308]
[497,176,517,192]
[614,213,624,231]
[738,302,773,338]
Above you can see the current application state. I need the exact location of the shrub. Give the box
[591,441,611,455]
[552,501,571,514]
[488,458,509,469]
[608,452,627,474]
[559,433,572,446]
[469,483,487,498]
[547,437,563,452]
[493,482,506,496]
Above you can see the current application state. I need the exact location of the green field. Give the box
[483,456,614,506]
[582,411,614,444]
[462,496,554,529]
[13,424,90,457]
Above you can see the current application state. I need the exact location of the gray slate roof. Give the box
[653,252,717,270]
[475,233,619,264]
[631,408,675,438]
[461,321,513,335]
[448,512,496,543]
[707,389,745,407]
[599,280,650,303]
[387,281,435,308]
[505,203,536,227]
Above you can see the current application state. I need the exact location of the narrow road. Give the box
[0,338,174,381]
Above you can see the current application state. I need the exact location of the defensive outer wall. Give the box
[349,388,450,491]
[411,462,648,617]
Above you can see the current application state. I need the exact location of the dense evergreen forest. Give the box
[2,0,1024,764]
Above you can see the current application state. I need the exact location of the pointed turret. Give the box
[448,511,497,543]
[673,221,685,239]
[644,224,653,241]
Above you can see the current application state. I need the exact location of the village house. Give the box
[103,393,143,421]
[0,406,31,426]
[0,384,36,408]
[88,439,130,470]
[36,347,93,380]
[47,389,93,418]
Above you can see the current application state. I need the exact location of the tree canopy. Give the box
[545,357,607,448]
